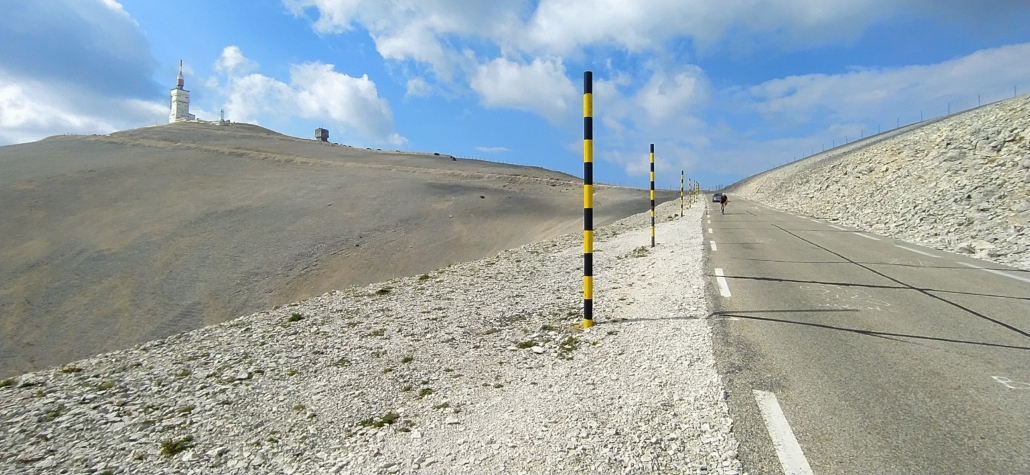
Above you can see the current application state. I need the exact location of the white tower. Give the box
[169,60,195,123]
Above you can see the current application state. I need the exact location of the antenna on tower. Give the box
[176,60,184,89]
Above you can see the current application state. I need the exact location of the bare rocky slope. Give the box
[0,122,675,378]
[726,94,1030,271]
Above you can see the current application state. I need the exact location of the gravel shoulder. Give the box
[0,198,741,475]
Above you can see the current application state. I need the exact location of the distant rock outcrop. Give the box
[728,94,1029,270]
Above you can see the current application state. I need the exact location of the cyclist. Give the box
[720,193,728,214]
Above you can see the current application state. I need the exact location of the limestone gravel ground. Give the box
[0,198,740,475]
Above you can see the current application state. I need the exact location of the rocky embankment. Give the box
[727,94,1030,270]
[0,199,740,475]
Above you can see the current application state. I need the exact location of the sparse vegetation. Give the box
[159,436,194,456]
[60,365,82,374]
[516,340,537,349]
[0,378,13,388]
[382,368,394,374]
[97,380,115,391]
[419,274,430,281]
[288,313,304,322]
[368,328,386,337]
[359,411,400,428]
[44,405,66,421]
[175,369,191,378]
[401,356,413,363]
[401,385,412,392]
[418,387,434,398]
[375,286,393,295]
[177,405,195,415]
[286,369,299,377]
[557,335,579,360]
[631,246,650,258]
[293,404,306,412]
[333,358,352,367]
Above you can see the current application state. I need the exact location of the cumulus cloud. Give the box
[214,46,260,76]
[405,77,433,97]
[218,47,405,145]
[469,56,576,122]
[0,0,168,144]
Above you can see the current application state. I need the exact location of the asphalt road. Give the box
[704,197,1030,475]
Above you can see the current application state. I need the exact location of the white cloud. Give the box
[0,71,165,145]
[405,77,432,97]
[469,56,576,123]
[744,42,1030,124]
[475,146,510,153]
[218,47,405,145]
[214,46,259,76]
[635,67,708,123]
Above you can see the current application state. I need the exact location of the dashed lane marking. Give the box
[714,268,731,297]
[853,233,880,241]
[708,228,713,234]
[808,218,820,223]
[753,390,815,475]
[710,241,718,251]
[829,225,846,230]
[896,245,939,258]
[957,261,1030,284]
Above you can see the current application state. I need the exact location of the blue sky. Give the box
[1,1,1028,189]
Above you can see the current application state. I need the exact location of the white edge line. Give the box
[829,225,846,231]
[753,390,815,475]
[957,261,1030,284]
[714,268,731,297]
[710,241,718,251]
[853,232,880,241]
[895,245,939,258]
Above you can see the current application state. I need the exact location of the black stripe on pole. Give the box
[680,171,684,217]
[650,143,655,247]
[583,71,593,328]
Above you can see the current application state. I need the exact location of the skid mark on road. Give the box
[991,376,1030,389]
[799,283,894,312]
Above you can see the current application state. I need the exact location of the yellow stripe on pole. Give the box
[584,184,593,208]
[583,94,592,118]
[584,139,593,162]
[583,275,593,299]
[584,230,593,252]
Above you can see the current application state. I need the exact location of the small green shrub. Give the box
[401,356,413,364]
[97,381,115,391]
[293,404,306,412]
[359,411,400,428]
[0,378,13,388]
[286,369,299,377]
[382,368,394,374]
[288,313,304,322]
[44,405,65,421]
[60,365,82,374]
[333,358,351,367]
[175,369,191,378]
[418,387,433,399]
[516,340,536,349]
[159,436,193,456]
[418,274,430,281]
[375,287,393,295]
[369,328,386,337]
[401,385,412,392]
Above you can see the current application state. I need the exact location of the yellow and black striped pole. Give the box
[680,171,684,217]
[650,143,655,247]
[583,71,594,329]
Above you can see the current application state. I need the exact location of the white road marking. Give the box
[708,228,713,234]
[829,225,846,230]
[808,219,820,223]
[853,233,880,241]
[710,241,718,251]
[896,245,939,258]
[714,268,731,297]
[753,390,815,475]
[957,261,1030,284]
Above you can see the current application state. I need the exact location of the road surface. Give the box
[704,197,1029,474]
